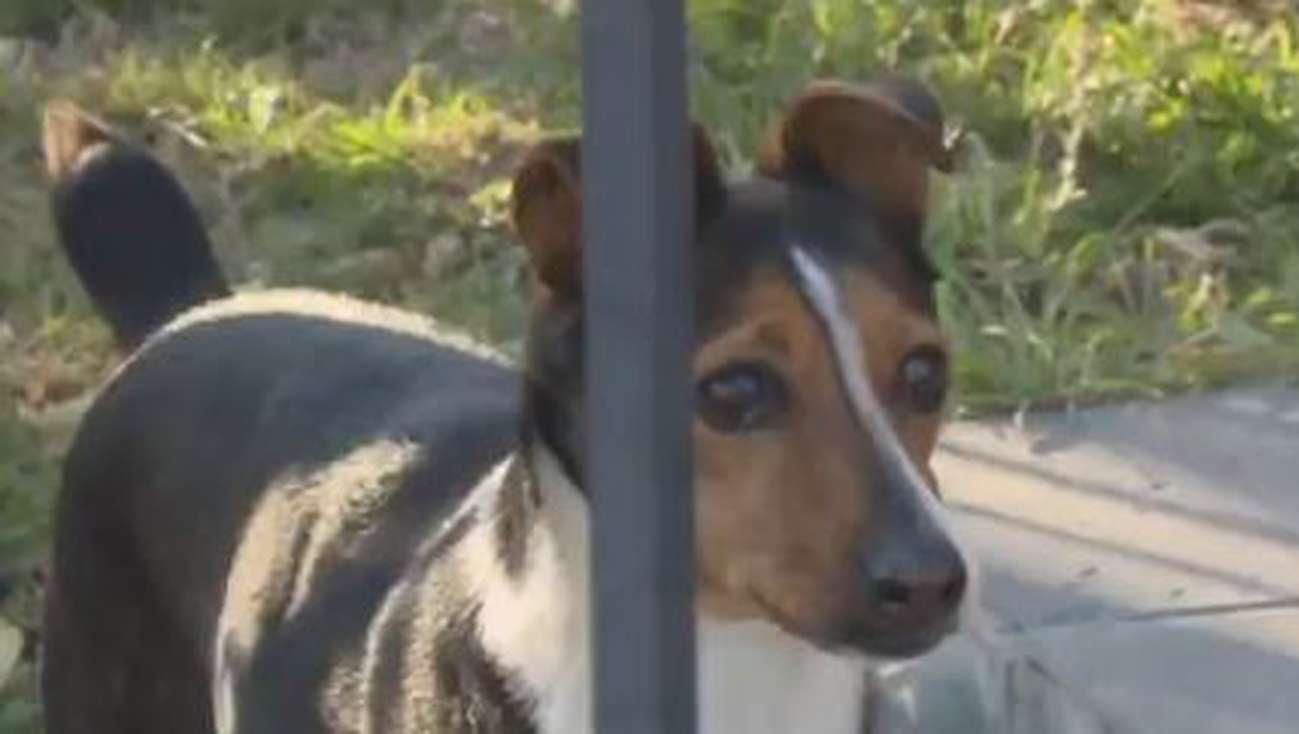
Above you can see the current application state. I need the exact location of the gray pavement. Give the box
[894,382,1299,733]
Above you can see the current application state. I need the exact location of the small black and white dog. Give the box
[40,77,970,734]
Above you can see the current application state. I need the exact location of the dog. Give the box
[39,75,969,734]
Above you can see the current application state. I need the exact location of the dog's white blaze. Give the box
[789,247,980,631]
[788,246,957,537]
[789,247,979,635]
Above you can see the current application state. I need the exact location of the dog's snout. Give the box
[859,532,966,626]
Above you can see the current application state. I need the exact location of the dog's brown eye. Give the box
[901,347,947,413]
[696,362,789,433]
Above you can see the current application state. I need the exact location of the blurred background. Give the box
[0,1,1296,730]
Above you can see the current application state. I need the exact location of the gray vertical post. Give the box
[581,1,697,733]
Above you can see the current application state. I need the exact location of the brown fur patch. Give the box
[42,100,117,179]
[511,125,726,300]
[841,268,947,483]
[692,265,947,636]
[511,139,583,297]
[759,77,952,253]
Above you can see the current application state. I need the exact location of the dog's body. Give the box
[48,290,520,732]
[42,78,968,733]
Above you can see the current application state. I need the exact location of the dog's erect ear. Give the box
[760,77,952,247]
[511,125,726,300]
[512,136,583,297]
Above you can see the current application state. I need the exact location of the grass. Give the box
[690,0,1299,410]
[0,0,1297,729]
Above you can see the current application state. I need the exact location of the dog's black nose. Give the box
[860,533,966,628]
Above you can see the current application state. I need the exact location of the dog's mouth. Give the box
[748,590,955,661]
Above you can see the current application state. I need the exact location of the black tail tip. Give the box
[43,102,230,350]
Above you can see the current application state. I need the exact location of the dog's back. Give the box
[41,107,523,733]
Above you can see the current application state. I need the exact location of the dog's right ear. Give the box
[511,126,726,301]
[759,77,952,253]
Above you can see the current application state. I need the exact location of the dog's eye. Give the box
[900,346,948,414]
[696,362,789,433]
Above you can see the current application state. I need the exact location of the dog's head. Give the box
[511,76,966,659]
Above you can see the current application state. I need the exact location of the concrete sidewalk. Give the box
[899,382,1299,733]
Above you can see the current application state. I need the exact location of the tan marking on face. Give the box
[840,268,947,483]
[692,265,947,638]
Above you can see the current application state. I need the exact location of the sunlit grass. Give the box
[691,0,1299,412]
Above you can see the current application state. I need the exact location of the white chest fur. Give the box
[472,450,871,734]
[698,619,868,734]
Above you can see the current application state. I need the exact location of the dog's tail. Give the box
[43,101,230,350]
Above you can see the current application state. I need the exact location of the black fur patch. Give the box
[431,606,538,733]
[362,509,481,733]
[521,304,586,488]
[49,143,228,348]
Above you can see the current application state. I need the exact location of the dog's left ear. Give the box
[512,125,726,301]
[760,77,952,248]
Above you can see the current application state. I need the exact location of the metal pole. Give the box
[581,1,696,732]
